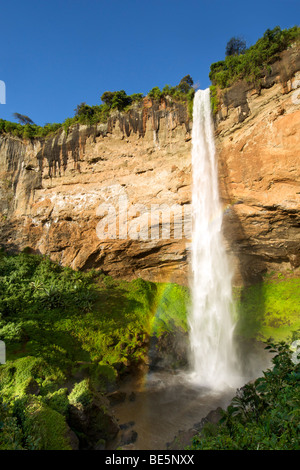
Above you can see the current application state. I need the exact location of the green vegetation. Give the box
[210,26,300,90]
[225,37,247,57]
[0,75,194,140]
[2,26,299,134]
[148,75,195,118]
[151,283,190,336]
[68,379,93,407]
[21,398,73,450]
[0,251,189,449]
[189,337,300,450]
[234,276,300,342]
[0,250,299,449]
[12,113,35,126]
[0,252,188,373]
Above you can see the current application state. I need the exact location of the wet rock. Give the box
[68,389,120,449]
[107,391,127,406]
[148,329,190,371]
[167,407,223,450]
[129,392,136,402]
[120,429,138,446]
[120,421,135,430]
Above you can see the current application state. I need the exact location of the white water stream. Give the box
[189,88,241,390]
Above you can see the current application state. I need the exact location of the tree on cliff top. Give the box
[225,36,247,56]
[210,26,300,89]
[178,75,194,94]
[13,113,35,125]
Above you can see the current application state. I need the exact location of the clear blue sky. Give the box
[0,0,299,126]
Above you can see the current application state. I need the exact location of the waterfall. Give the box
[189,88,240,390]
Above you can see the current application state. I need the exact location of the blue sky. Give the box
[0,0,299,126]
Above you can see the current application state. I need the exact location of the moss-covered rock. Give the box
[23,397,78,450]
[0,356,65,399]
[44,388,69,416]
[234,276,300,341]
[148,282,190,370]
[68,379,119,449]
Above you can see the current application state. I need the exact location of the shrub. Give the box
[189,337,300,450]
[210,26,300,88]
[68,379,93,407]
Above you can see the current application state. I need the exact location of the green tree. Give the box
[148,86,163,101]
[100,91,116,107]
[110,90,132,111]
[13,113,35,125]
[178,74,194,93]
[225,37,246,56]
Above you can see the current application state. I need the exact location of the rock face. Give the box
[0,47,299,286]
[0,98,192,285]
[216,46,300,284]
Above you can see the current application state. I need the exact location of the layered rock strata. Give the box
[0,48,299,286]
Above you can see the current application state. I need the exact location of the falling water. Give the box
[189,88,240,390]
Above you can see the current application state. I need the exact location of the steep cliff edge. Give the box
[217,45,300,284]
[0,48,299,286]
[0,98,192,285]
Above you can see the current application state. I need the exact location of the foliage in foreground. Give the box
[189,338,300,450]
[0,251,189,449]
[0,251,298,449]
[0,251,188,372]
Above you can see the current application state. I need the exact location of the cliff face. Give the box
[0,99,192,285]
[0,48,299,286]
[216,46,300,284]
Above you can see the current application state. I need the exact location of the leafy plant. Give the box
[210,26,300,89]
[189,337,300,450]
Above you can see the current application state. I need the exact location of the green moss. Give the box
[43,388,69,416]
[68,379,93,407]
[151,283,190,337]
[24,398,73,450]
[234,277,300,341]
[0,356,65,399]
